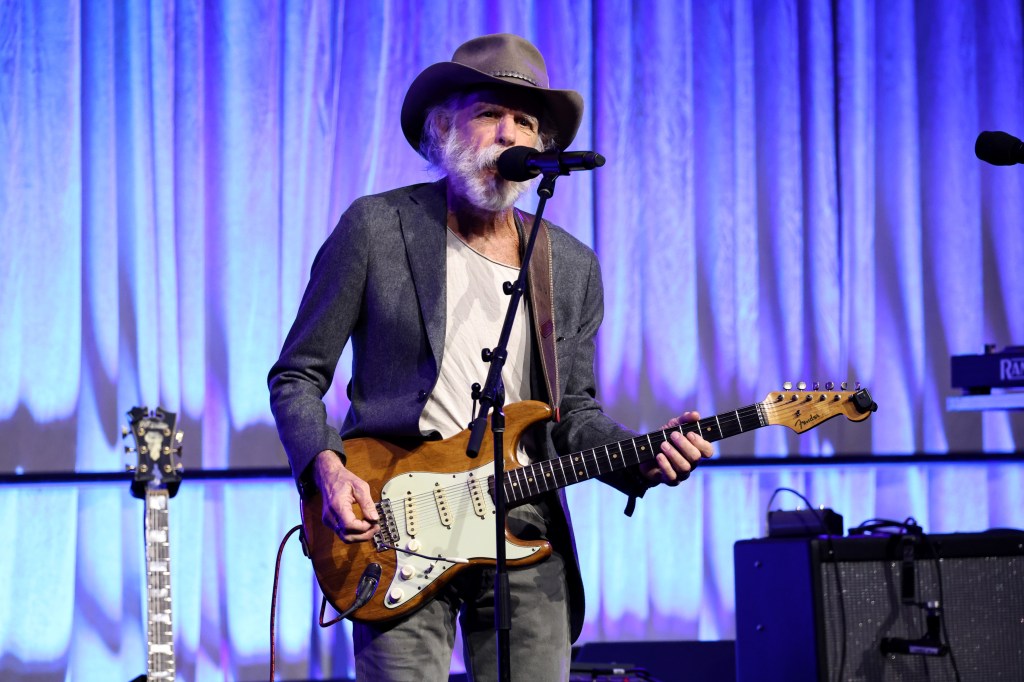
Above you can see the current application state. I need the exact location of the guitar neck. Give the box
[503,401,767,503]
[144,488,175,680]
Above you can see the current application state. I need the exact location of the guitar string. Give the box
[382,403,777,536]
[383,402,768,512]
[376,396,842,537]
[384,402,768,523]
[145,494,174,675]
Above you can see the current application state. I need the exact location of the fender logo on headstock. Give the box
[794,412,823,430]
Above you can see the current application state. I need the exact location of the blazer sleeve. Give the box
[548,253,654,514]
[267,197,374,494]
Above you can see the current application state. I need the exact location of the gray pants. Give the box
[353,503,572,681]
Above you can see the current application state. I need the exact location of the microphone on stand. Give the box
[497,146,606,181]
[975,131,1024,165]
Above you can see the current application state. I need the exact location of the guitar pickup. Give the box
[467,472,489,519]
[434,484,452,528]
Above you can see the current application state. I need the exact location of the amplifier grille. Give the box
[819,555,1024,680]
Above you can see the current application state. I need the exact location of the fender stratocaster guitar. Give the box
[124,407,183,682]
[302,386,876,624]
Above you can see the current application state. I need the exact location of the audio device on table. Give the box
[951,344,1024,394]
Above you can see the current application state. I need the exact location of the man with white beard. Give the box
[268,34,712,681]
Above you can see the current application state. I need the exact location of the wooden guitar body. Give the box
[302,400,554,623]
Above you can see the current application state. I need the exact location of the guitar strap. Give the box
[516,209,561,422]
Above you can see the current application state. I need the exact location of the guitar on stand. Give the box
[123,407,184,682]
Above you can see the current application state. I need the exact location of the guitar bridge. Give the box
[372,499,400,551]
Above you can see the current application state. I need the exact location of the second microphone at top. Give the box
[496,146,606,181]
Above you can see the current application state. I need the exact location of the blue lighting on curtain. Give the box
[2,0,1023,678]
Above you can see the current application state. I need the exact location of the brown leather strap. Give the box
[517,210,561,421]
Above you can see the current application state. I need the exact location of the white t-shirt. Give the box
[418,229,534,463]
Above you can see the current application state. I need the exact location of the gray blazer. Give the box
[268,179,649,640]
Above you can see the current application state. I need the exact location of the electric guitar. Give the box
[302,386,876,624]
[124,407,183,682]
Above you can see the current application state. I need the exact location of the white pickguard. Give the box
[378,461,541,610]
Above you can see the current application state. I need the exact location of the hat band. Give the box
[488,70,538,86]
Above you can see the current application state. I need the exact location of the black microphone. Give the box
[975,130,1024,165]
[496,146,606,181]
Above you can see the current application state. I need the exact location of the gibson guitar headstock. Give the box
[122,406,184,499]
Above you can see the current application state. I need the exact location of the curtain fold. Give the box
[2,0,1023,678]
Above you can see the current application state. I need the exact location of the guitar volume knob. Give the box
[400,565,415,580]
[388,588,405,604]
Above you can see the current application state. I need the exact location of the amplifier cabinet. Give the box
[734,532,1024,681]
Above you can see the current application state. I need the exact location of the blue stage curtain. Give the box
[2,0,1023,678]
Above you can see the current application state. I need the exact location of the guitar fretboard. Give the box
[501,402,767,503]
[145,488,175,680]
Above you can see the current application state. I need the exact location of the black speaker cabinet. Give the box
[734,531,1024,681]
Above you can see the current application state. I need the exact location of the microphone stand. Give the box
[465,171,560,682]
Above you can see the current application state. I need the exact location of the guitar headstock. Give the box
[122,406,184,499]
[761,381,877,434]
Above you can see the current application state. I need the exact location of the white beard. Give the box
[440,134,533,212]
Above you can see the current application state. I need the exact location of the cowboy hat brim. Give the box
[401,61,584,155]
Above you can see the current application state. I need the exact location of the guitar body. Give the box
[302,400,554,624]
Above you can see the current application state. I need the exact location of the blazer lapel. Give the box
[399,180,449,371]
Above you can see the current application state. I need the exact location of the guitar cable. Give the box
[269,525,385,681]
[270,524,303,682]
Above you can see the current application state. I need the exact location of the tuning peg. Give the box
[841,381,848,390]
[855,381,862,390]
[121,425,129,438]
[125,464,136,472]
[783,381,793,390]
[797,381,807,390]
[825,381,835,390]
[812,381,820,390]
[175,431,184,445]
[124,446,136,454]
[175,463,184,472]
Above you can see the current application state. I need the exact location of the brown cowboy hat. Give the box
[401,33,584,155]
